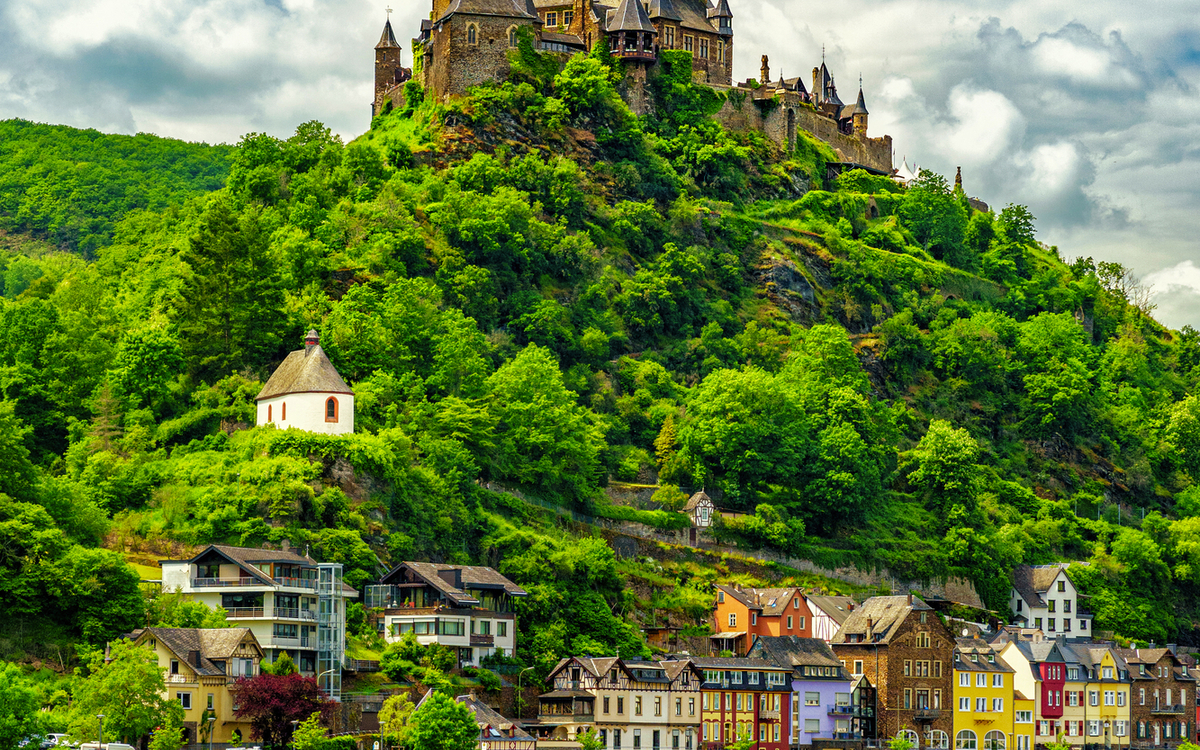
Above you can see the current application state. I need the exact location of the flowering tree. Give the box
[231,673,331,747]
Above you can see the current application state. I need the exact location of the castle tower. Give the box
[851,82,869,136]
[606,0,657,62]
[760,55,770,86]
[375,18,403,100]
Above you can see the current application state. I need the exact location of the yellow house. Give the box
[1060,644,1130,750]
[953,645,1015,750]
[1013,692,1034,750]
[131,627,264,745]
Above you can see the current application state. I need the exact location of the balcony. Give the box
[1152,704,1186,715]
[226,607,267,618]
[760,709,781,720]
[832,733,863,741]
[274,576,318,590]
[273,607,317,621]
[472,633,495,647]
[269,635,313,649]
[166,673,194,684]
[829,705,860,717]
[538,711,594,724]
[192,576,258,588]
[614,49,656,61]
[913,708,941,722]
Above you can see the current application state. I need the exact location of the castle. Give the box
[371,0,894,174]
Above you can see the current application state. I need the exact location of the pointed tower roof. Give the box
[607,0,656,33]
[647,0,682,22]
[826,78,843,106]
[376,19,401,49]
[852,85,869,115]
[707,0,733,19]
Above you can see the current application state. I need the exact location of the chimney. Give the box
[281,539,291,552]
[304,329,320,353]
[906,593,913,605]
[848,602,855,611]
[1168,644,1178,654]
[866,617,874,641]
[190,650,202,667]
[438,567,463,590]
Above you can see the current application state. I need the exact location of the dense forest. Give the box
[2,42,1200,690]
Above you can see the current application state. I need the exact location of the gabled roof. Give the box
[807,595,856,626]
[1011,564,1072,607]
[380,561,528,605]
[437,0,539,21]
[377,19,401,49]
[606,0,656,33]
[830,595,932,645]
[647,0,682,21]
[689,656,783,670]
[172,544,359,595]
[256,332,353,401]
[135,627,261,677]
[750,635,845,670]
[683,490,713,511]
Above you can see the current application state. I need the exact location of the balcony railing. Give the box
[538,712,594,723]
[166,673,193,684]
[913,708,941,721]
[269,635,312,649]
[1152,704,1186,715]
[274,576,318,590]
[274,607,317,621]
[760,709,781,720]
[833,733,863,741]
[226,607,266,618]
[828,705,859,716]
[471,634,495,646]
[192,576,258,588]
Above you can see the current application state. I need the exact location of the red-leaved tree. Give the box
[231,673,332,747]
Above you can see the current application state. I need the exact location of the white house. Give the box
[256,330,354,434]
[1009,564,1092,636]
[684,491,715,528]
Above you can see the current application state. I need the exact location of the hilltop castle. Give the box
[372,0,894,174]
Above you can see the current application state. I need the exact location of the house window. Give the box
[325,397,338,422]
[959,697,970,712]
[1048,600,1056,613]
[618,697,624,713]
[805,692,820,707]
[545,11,557,25]
[635,697,643,716]
[853,660,863,675]
[992,698,1003,712]
[960,673,969,687]
[699,38,708,58]
[1117,691,1125,706]
[799,617,806,630]
[930,731,950,749]
[689,698,695,716]
[728,613,737,628]
[564,10,574,24]
[916,632,931,648]
[934,661,942,678]
[1104,691,1115,706]
[508,26,519,47]
[718,591,725,603]
[717,41,724,62]
[178,692,192,710]
[804,719,820,733]
[1081,619,1087,630]
[605,697,611,714]
[268,404,273,422]
[1064,619,1071,632]
[787,616,793,630]
[976,673,986,688]
[1048,618,1056,632]
[1058,581,1066,592]
[751,613,757,626]
[684,35,693,52]
[1034,618,1042,629]
[1064,600,1072,613]
[975,698,986,712]
[498,621,507,637]
[934,689,942,708]
[676,698,682,716]
[207,693,214,710]
[467,24,478,44]
[956,730,977,750]
[171,659,179,674]
[903,689,911,709]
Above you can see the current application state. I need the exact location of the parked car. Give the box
[46,735,75,747]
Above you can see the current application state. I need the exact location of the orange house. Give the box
[711,586,813,656]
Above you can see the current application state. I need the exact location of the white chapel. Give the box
[256,330,355,434]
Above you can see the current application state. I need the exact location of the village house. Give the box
[711,585,813,655]
[1116,646,1194,747]
[997,637,1070,742]
[126,627,263,745]
[1008,565,1092,637]
[417,689,538,750]
[256,330,355,434]
[365,561,526,666]
[952,639,1015,750]
[830,595,956,744]
[692,656,791,750]
[746,635,858,746]
[806,596,858,643]
[158,543,355,698]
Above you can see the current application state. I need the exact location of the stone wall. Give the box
[710,88,893,174]
[426,14,534,99]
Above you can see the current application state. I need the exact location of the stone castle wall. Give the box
[710,86,893,173]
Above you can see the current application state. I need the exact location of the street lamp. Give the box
[291,719,300,750]
[96,714,104,749]
[208,717,216,750]
[517,666,535,719]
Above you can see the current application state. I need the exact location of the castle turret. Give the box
[851,82,869,136]
[707,0,733,36]
[760,55,770,86]
[606,0,657,61]
[375,18,403,99]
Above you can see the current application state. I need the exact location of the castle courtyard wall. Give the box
[711,87,893,173]
[426,15,533,99]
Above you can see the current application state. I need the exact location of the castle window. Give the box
[467,24,478,45]
[326,397,339,423]
[700,38,708,58]
[664,26,675,48]
[509,26,519,47]
[564,10,573,25]
[545,11,557,26]
[683,35,693,52]
[717,40,724,62]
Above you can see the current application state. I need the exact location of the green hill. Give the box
[1,47,1199,673]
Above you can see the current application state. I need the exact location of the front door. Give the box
[916,690,930,710]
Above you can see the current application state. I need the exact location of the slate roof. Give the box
[456,693,536,738]
[377,19,401,48]
[750,635,844,670]
[830,595,931,645]
[138,627,259,677]
[606,0,656,33]
[807,595,857,626]
[541,31,587,47]
[380,561,528,605]
[181,544,360,594]
[436,0,539,22]
[851,86,868,115]
[647,0,682,21]
[689,656,782,669]
[256,332,353,401]
[1011,564,1070,607]
[716,584,799,616]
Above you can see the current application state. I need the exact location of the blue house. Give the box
[748,635,858,746]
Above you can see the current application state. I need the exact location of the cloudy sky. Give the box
[1,0,1198,328]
